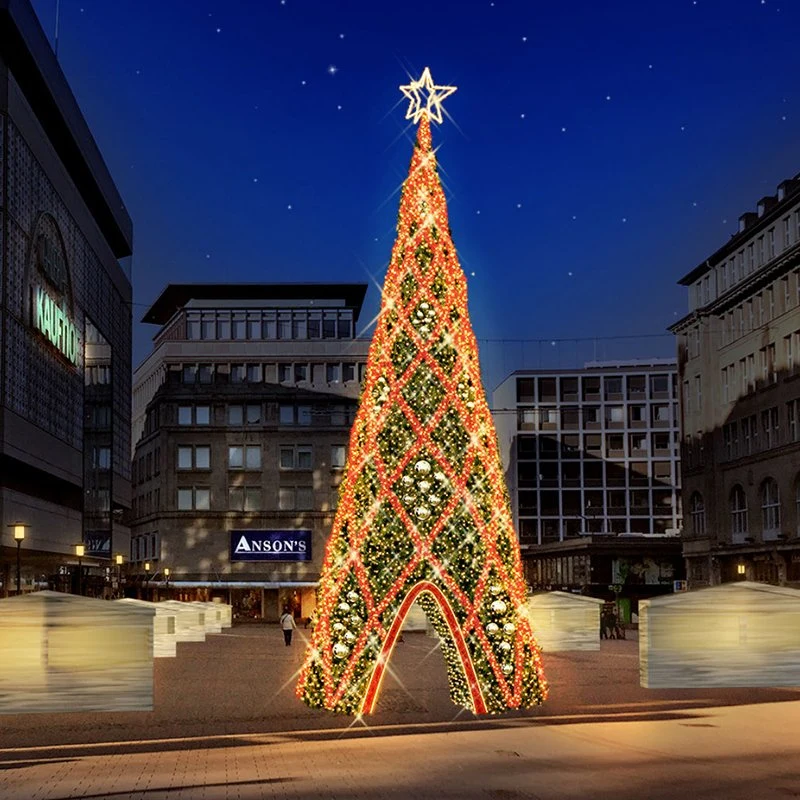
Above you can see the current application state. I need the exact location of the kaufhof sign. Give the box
[230,530,312,562]
[28,213,80,367]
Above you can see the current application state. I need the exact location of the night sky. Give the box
[29,0,800,390]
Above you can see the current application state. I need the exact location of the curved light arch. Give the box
[359,580,487,715]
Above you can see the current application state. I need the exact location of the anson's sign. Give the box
[230,530,312,562]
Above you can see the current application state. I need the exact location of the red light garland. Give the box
[296,112,548,715]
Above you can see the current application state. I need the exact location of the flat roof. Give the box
[0,0,133,257]
[142,283,370,325]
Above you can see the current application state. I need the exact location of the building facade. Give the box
[0,0,133,596]
[493,361,684,616]
[131,283,371,621]
[671,176,800,588]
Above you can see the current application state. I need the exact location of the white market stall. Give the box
[526,591,605,651]
[189,601,222,634]
[0,591,154,714]
[115,599,178,657]
[160,601,207,642]
[640,581,800,688]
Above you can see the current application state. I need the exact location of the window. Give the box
[683,381,690,415]
[228,405,244,425]
[604,377,622,396]
[761,406,779,449]
[297,487,314,510]
[761,478,781,534]
[651,374,669,394]
[518,409,536,430]
[198,364,213,384]
[229,486,262,512]
[292,313,308,339]
[278,313,291,339]
[331,445,346,469]
[232,315,246,339]
[196,406,210,425]
[721,367,729,403]
[295,363,309,383]
[278,364,292,383]
[92,447,111,470]
[217,314,231,339]
[606,406,624,424]
[748,243,755,272]
[178,406,192,425]
[280,445,313,470]
[767,287,775,320]
[343,363,356,383]
[201,315,216,340]
[785,334,795,373]
[769,227,776,259]
[783,276,791,311]
[789,400,799,442]
[731,485,748,537]
[695,375,702,409]
[229,446,243,469]
[298,406,312,425]
[264,313,277,339]
[178,487,209,511]
[178,445,210,470]
[246,404,261,424]
[327,363,341,383]
[186,314,200,340]
[785,216,792,249]
[308,314,321,339]
[247,364,263,383]
[689,492,705,536]
[182,365,197,384]
[231,364,245,384]
[279,405,294,424]
[323,314,336,339]
[652,405,670,423]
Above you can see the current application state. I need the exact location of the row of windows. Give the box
[133,447,162,485]
[720,404,793,462]
[130,532,159,564]
[175,485,336,513]
[176,361,367,386]
[174,444,347,471]
[518,460,675,486]
[694,213,800,309]
[516,374,674,403]
[518,487,676,515]
[518,432,677,459]
[518,516,678,542]
[184,309,355,341]
[689,477,800,539]
[717,276,800,348]
[517,403,675,431]
[175,403,357,428]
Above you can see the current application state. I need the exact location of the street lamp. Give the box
[737,563,746,577]
[115,554,124,597]
[9,523,27,595]
[75,544,85,595]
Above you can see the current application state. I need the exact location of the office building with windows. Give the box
[493,361,683,615]
[671,175,800,587]
[131,283,370,621]
[0,0,133,596]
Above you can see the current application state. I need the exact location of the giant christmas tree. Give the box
[297,68,548,715]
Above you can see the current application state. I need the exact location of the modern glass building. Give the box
[0,0,133,596]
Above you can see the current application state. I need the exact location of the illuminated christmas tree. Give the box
[297,68,548,715]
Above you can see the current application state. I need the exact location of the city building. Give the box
[0,0,134,596]
[671,175,800,587]
[131,283,371,621]
[493,361,684,617]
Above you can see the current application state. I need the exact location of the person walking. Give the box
[280,607,296,646]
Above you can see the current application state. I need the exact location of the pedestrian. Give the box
[280,607,296,646]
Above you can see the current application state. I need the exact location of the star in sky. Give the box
[399,67,457,124]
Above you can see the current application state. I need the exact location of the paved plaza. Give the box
[2,625,800,798]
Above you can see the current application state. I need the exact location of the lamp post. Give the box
[9,523,27,595]
[143,561,151,599]
[75,544,85,595]
[163,567,170,599]
[115,554,124,597]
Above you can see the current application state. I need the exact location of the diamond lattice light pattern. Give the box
[296,73,548,715]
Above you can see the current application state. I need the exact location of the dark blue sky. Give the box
[30,0,800,387]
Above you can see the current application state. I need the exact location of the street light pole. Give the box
[75,544,85,595]
[10,523,26,595]
[115,554,124,597]
[143,561,151,599]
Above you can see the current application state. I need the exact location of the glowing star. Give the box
[399,67,457,125]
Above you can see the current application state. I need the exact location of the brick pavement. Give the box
[2,699,800,799]
[2,625,799,751]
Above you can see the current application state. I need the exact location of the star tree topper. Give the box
[400,67,457,124]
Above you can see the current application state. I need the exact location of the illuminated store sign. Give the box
[230,530,312,562]
[33,285,80,365]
